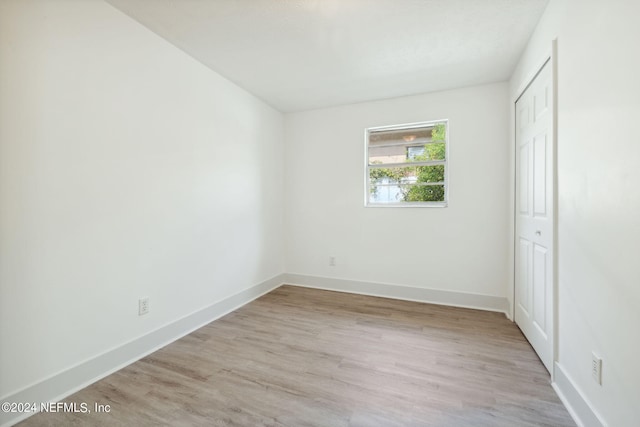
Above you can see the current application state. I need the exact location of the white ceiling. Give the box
[105,0,549,112]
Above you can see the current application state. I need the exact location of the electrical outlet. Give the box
[138,297,150,316]
[329,256,336,266]
[591,352,602,385]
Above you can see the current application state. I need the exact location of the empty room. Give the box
[0,0,638,426]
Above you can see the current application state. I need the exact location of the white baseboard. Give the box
[283,273,509,315]
[552,362,607,427]
[0,274,285,427]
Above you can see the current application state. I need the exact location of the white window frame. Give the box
[364,119,449,208]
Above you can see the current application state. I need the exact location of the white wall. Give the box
[284,83,510,304]
[510,0,640,425]
[0,0,284,399]
[7,0,637,425]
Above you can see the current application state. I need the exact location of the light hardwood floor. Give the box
[19,285,575,426]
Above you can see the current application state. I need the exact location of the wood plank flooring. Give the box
[19,285,575,426]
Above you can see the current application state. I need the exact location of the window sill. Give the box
[365,202,448,208]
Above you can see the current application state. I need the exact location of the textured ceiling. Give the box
[105,0,549,112]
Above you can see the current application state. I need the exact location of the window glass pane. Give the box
[368,164,445,204]
[369,183,445,204]
[368,142,445,165]
[368,126,444,147]
[369,165,444,186]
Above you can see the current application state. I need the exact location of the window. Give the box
[366,120,448,207]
